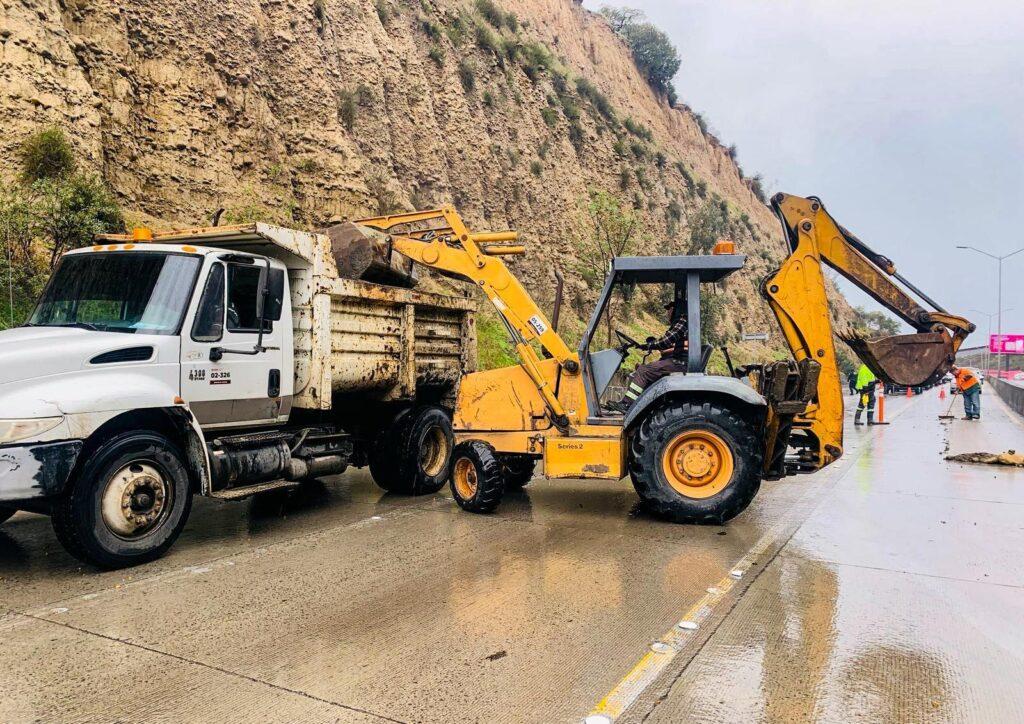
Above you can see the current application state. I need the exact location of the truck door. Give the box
[181,258,287,428]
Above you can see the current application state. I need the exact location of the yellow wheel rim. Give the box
[453,457,478,500]
[661,430,734,499]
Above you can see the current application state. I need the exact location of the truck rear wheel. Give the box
[370,406,453,495]
[51,431,193,569]
[629,401,761,524]
[449,441,504,513]
[498,454,536,489]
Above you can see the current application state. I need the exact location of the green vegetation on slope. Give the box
[1,126,124,329]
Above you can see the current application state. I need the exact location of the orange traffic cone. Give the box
[939,387,946,400]
[906,385,913,397]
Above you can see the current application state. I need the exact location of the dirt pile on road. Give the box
[0,0,854,355]
[946,451,1024,467]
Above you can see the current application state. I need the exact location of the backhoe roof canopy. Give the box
[611,254,745,284]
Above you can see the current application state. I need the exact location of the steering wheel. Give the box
[615,329,641,350]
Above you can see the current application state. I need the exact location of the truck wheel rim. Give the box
[661,431,734,499]
[420,426,449,477]
[100,462,170,538]
[453,457,477,500]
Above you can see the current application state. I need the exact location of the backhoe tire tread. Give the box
[497,453,536,489]
[629,401,761,525]
[449,441,505,514]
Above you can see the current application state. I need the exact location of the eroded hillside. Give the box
[0,0,853,362]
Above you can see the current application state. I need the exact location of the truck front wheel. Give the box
[51,431,193,569]
[370,406,453,495]
[629,402,762,524]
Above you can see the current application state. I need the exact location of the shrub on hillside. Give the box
[1,127,124,327]
[599,6,680,99]
[18,126,76,183]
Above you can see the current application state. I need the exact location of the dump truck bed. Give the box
[295,274,476,410]
[104,222,476,411]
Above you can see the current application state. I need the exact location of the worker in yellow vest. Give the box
[854,363,877,426]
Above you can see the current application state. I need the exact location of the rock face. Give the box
[0,0,852,356]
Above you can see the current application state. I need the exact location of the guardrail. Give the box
[988,376,1024,417]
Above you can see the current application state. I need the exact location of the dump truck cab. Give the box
[0,223,474,568]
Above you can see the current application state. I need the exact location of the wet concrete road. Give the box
[1,391,1022,722]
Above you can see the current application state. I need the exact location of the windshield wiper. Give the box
[58,322,101,331]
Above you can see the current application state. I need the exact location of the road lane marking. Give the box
[586,389,924,722]
[586,522,787,721]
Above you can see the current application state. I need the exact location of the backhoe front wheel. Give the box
[449,441,504,514]
[629,402,762,524]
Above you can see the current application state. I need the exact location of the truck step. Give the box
[210,480,298,500]
[211,430,293,448]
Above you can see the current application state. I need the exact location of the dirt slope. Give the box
[0,0,853,358]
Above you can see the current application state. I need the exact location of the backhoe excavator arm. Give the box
[355,207,579,427]
[763,193,974,473]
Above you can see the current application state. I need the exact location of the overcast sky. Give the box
[585,0,1024,343]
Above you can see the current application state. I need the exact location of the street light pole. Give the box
[957,245,1024,376]
[969,308,1012,372]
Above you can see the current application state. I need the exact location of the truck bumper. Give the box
[0,440,83,504]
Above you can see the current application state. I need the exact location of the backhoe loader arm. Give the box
[355,207,579,427]
[762,193,974,473]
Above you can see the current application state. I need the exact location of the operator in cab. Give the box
[611,301,688,412]
[951,365,982,420]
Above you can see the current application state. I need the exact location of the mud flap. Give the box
[839,330,955,387]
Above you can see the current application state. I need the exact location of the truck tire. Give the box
[370,406,453,495]
[449,441,504,514]
[51,431,193,569]
[498,454,536,489]
[0,507,14,525]
[629,401,762,525]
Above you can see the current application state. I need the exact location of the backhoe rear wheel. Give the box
[629,401,761,524]
[449,441,504,514]
[370,406,453,495]
[497,453,536,489]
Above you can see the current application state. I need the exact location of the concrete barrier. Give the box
[989,376,1024,417]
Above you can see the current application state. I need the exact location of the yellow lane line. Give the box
[585,522,787,722]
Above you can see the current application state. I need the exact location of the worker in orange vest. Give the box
[951,365,982,420]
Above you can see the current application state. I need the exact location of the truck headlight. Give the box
[0,417,65,444]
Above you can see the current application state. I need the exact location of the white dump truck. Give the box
[0,223,475,567]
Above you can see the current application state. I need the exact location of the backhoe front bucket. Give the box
[839,330,955,387]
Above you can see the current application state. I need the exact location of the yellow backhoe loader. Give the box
[356,193,973,523]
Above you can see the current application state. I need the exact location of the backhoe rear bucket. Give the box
[839,330,955,387]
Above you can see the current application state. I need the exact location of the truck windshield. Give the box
[28,252,201,335]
